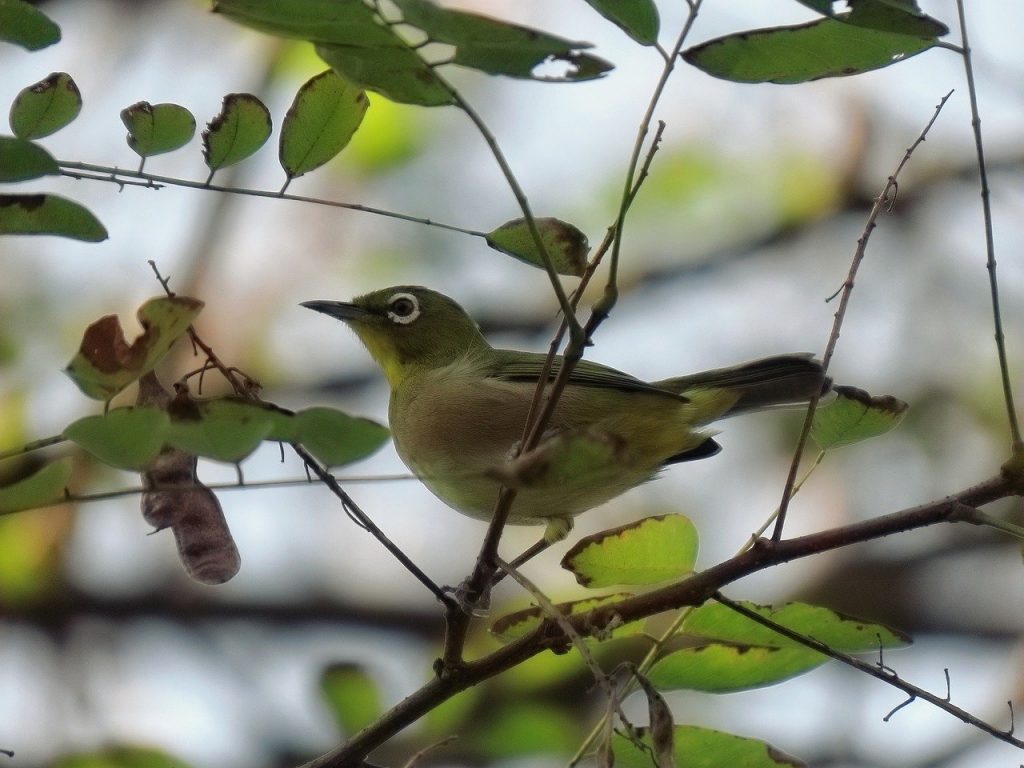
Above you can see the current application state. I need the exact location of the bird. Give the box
[302,286,829,548]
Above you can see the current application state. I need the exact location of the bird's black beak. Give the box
[300,300,369,322]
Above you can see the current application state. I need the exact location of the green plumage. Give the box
[303,286,828,535]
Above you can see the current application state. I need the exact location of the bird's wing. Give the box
[487,351,688,401]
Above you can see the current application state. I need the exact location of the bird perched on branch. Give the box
[303,286,829,546]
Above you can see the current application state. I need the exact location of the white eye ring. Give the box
[386,292,420,325]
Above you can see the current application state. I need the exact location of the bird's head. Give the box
[302,286,489,387]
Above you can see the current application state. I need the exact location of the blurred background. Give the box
[2,1,1024,766]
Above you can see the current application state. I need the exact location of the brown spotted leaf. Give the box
[64,296,203,400]
[486,217,589,276]
[490,592,640,644]
[561,514,698,588]
[811,385,908,449]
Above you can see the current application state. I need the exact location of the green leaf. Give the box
[120,102,196,158]
[0,458,72,514]
[561,514,698,588]
[612,726,805,768]
[0,136,57,181]
[811,385,908,449]
[582,0,659,45]
[841,0,948,37]
[648,601,910,692]
[211,0,398,47]
[393,0,612,81]
[490,593,638,643]
[470,703,580,759]
[65,407,170,471]
[53,744,194,768]
[166,398,277,463]
[795,0,948,37]
[319,663,382,736]
[279,70,369,180]
[0,194,107,242]
[0,0,61,50]
[648,643,828,693]
[683,601,910,649]
[202,93,272,173]
[485,217,589,277]
[293,407,390,467]
[64,296,203,400]
[315,42,454,107]
[9,72,83,139]
[681,17,939,84]
[211,0,454,106]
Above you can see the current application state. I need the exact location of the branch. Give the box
[772,89,954,541]
[301,472,1018,768]
[57,161,487,239]
[713,593,1024,750]
[148,263,454,610]
[954,0,1022,451]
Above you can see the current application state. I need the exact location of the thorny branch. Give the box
[303,473,1022,768]
[714,593,1024,749]
[772,90,954,542]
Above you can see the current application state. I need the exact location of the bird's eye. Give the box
[386,293,421,325]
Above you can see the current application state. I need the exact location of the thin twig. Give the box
[0,473,420,515]
[714,593,1024,749]
[147,263,454,609]
[57,161,486,239]
[0,435,66,462]
[497,557,627,721]
[954,0,1022,451]
[60,168,162,189]
[771,90,954,542]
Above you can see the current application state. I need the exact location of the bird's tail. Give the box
[655,354,830,420]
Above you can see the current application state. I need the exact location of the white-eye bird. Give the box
[303,286,829,544]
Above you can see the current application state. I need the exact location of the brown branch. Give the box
[772,89,954,541]
[302,472,1018,768]
[147,263,454,609]
[713,593,1024,750]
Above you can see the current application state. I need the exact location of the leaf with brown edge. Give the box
[121,101,196,158]
[203,93,272,173]
[490,592,639,644]
[647,600,911,693]
[64,296,203,400]
[811,385,908,449]
[561,514,698,588]
[612,726,805,768]
[10,72,83,139]
[0,193,106,241]
[486,217,589,276]
[279,70,368,180]
[635,674,674,768]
